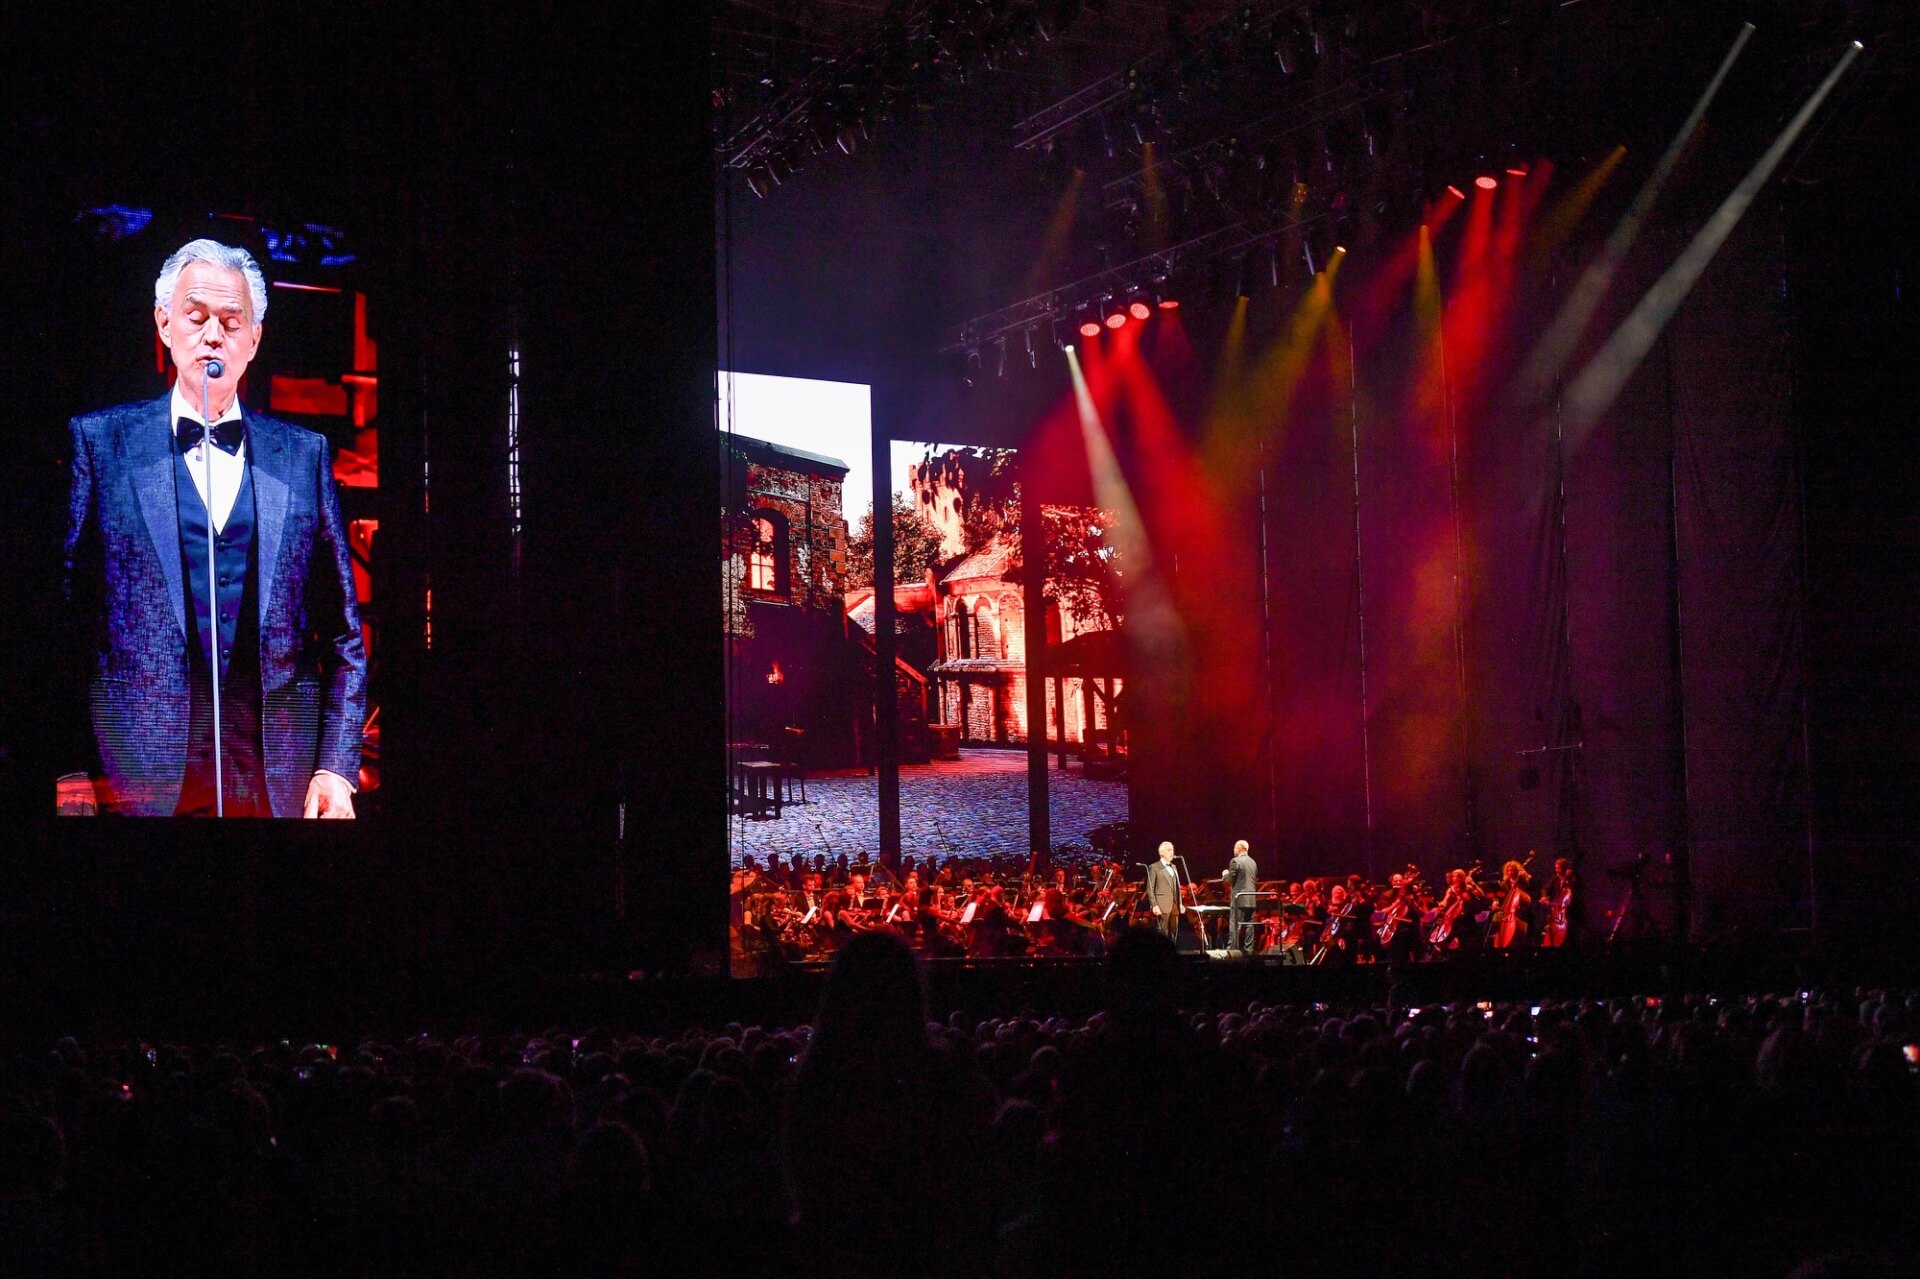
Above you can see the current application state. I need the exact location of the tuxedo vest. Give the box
[173,446,266,813]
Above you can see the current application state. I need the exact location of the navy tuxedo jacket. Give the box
[64,394,367,816]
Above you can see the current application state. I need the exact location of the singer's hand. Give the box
[1152,906,1164,916]
[303,771,356,820]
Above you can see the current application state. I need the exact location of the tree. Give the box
[1041,503,1123,631]
[846,493,946,588]
[906,446,1124,630]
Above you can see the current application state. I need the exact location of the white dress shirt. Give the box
[169,384,356,799]
[170,383,246,533]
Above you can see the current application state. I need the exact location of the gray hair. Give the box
[154,238,269,323]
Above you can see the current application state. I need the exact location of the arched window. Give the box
[996,593,1022,661]
[973,598,1000,659]
[952,600,972,659]
[746,510,789,597]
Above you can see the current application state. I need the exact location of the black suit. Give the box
[1223,853,1258,954]
[1145,860,1182,944]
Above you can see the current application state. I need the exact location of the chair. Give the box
[775,726,808,805]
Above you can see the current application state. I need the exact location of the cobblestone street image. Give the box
[729,748,1126,865]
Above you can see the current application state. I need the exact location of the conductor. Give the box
[1223,839,1258,956]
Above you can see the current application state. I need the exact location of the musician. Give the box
[1032,886,1081,956]
[1315,882,1356,963]
[1430,868,1482,952]
[818,890,856,950]
[1222,839,1259,956]
[1492,859,1534,949]
[967,888,1016,959]
[1145,841,1183,944]
[1375,874,1419,965]
[1539,857,1575,948]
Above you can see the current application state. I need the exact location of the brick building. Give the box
[722,434,860,767]
[898,447,1121,752]
[925,532,1122,754]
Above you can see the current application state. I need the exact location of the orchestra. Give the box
[733,841,1580,966]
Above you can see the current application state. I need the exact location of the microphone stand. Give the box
[1175,854,1209,949]
[201,360,226,817]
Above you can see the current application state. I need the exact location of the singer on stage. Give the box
[62,239,365,817]
[1146,841,1183,944]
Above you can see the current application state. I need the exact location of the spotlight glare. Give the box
[1157,296,1180,310]
[1334,245,1347,254]
[1446,184,1467,200]
[1105,311,1127,329]
[1128,300,1152,320]
[1475,175,1498,190]
[1506,166,1530,177]
[1079,319,1102,338]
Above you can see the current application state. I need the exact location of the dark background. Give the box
[0,2,1915,1016]
[0,4,723,1009]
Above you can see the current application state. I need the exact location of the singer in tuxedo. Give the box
[62,239,365,817]
[1145,841,1183,944]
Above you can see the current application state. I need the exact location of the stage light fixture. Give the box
[1475,175,1498,190]
[1075,299,1101,338]
[1506,165,1529,177]
[1126,286,1152,320]
[1102,294,1128,328]
[1446,184,1467,200]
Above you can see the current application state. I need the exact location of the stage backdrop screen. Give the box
[53,224,379,820]
[721,371,878,877]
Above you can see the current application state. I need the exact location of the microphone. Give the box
[199,357,226,816]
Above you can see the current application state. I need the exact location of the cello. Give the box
[1491,853,1535,949]
[1540,859,1573,948]
[1428,862,1482,947]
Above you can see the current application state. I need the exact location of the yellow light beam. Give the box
[1020,169,1086,296]
[1529,146,1627,261]
[1064,346,1185,658]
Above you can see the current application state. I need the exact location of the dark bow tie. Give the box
[176,415,245,455]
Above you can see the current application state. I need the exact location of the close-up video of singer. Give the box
[61,239,365,818]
